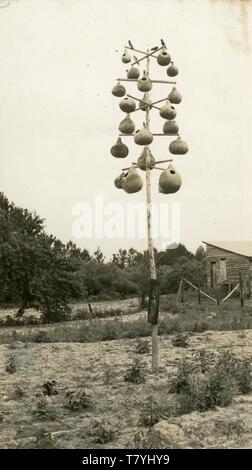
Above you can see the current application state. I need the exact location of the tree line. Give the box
[0,193,206,321]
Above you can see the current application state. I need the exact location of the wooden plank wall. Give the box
[205,244,250,288]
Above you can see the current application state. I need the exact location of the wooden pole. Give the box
[197,276,201,305]
[144,48,158,374]
[239,272,244,308]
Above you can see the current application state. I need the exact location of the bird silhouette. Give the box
[128,40,134,49]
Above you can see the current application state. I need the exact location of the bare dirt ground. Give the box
[0,328,252,449]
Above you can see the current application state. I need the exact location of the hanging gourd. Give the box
[137,147,155,171]
[127,66,140,79]
[122,166,143,194]
[110,137,129,158]
[159,100,176,120]
[157,48,171,66]
[163,120,179,134]
[134,124,153,145]
[159,164,182,194]
[121,49,131,63]
[114,172,127,189]
[139,92,152,111]
[167,62,179,77]
[169,136,188,155]
[112,82,126,97]
[168,87,182,104]
[119,114,135,134]
[137,71,152,92]
[119,97,136,113]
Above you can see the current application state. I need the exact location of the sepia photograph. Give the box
[0,0,252,460]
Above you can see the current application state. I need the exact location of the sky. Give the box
[0,0,251,258]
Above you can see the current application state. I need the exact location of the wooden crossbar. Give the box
[183,278,217,303]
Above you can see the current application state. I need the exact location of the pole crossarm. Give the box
[124,45,158,59]
[117,78,177,85]
[119,133,179,137]
[126,94,161,111]
[131,46,163,66]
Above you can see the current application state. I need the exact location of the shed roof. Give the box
[203,241,252,258]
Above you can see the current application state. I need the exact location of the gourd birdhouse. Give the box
[167,62,179,77]
[159,100,177,120]
[119,114,135,134]
[137,147,155,171]
[122,167,143,194]
[159,164,182,194]
[163,120,179,134]
[121,49,131,64]
[119,97,136,113]
[168,87,182,104]
[114,172,126,189]
[169,136,188,155]
[134,125,153,145]
[112,82,126,97]
[110,137,129,158]
[157,49,171,66]
[137,71,152,92]
[139,92,152,111]
[127,66,140,79]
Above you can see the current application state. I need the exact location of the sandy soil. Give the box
[0,329,252,449]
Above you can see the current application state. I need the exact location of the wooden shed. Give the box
[203,241,252,293]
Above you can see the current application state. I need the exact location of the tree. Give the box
[0,193,83,320]
[195,245,206,261]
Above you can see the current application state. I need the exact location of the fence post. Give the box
[216,285,220,306]
[239,272,245,308]
[197,276,201,305]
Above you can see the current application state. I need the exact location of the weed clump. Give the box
[124,358,146,384]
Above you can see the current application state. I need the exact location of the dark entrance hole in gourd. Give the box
[170,170,175,174]
[142,78,146,81]
[163,52,167,55]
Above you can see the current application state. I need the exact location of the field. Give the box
[0,295,252,449]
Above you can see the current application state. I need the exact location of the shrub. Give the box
[5,352,16,374]
[124,358,146,384]
[135,339,150,354]
[215,418,246,440]
[170,350,251,415]
[138,397,160,427]
[134,428,168,449]
[235,359,251,394]
[64,389,92,411]
[42,381,58,396]
[192,321,208,333]
[34,330,50,343]
[171,333,190,348]
[92,422,116,444]
[32,395,57,421]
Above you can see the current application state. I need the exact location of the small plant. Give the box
[135,339,150,354]
[64,389,92,411]
[215,418,246,440]
[138,396,160,427]
[192,321,208,332]
[34,428,54,449]
[42,380,58,396]
[12,385,25,400]
[171,333,190,348]
[124,358,146,384]
[5,352,16,374]
[235,359,251,394]
[103,364,116,385]
[32,395,56,421]
[134,428,167,449]
[34,330,49,343]
[92,422,116,444]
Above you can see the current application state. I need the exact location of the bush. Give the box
[64,389,92,411]
[170,350,251,415]
[5,352,16,374]
[32,395,57,421]
[135,339,150,354]
[124,358,146,384]
[92,422,116,444]
[171,333,190,348]
[34,331,50,343]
